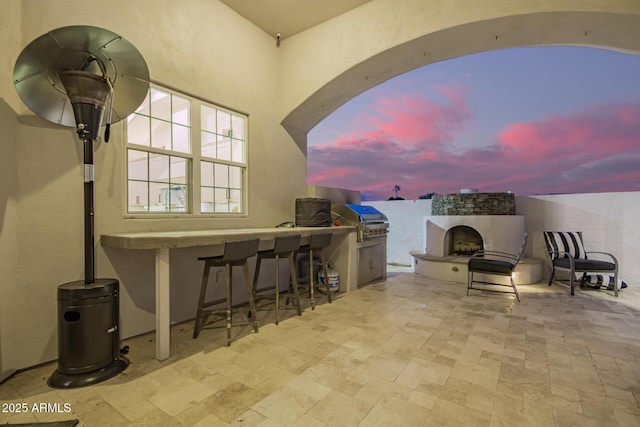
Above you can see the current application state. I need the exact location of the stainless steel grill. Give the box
[332,204,389,242]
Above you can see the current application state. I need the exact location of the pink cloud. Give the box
[308,95,640,200]
[498,103,640,165]
[352,83,472,148]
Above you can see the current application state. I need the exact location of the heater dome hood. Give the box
[13,25,149,128]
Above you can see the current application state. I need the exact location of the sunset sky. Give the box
[307,46,640,201]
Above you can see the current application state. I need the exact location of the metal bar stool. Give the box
[193,238,260,346]
[296,233,333,310]
[252,234,302,325]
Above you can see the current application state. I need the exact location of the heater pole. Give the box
[83,137,95,285]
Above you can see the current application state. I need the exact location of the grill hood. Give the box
[332,204,388,223]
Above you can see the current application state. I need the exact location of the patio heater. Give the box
[13,25,149,388]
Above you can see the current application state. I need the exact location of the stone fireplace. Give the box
[425,191,524,256]
[411,191,542,285]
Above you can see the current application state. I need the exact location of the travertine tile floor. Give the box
[2,269,640,426]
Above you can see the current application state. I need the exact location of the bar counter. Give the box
[101,226,356,360]
[101,226,353,250]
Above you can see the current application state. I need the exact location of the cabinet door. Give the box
[358,244,384,286]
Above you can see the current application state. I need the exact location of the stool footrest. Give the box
[201,302,255,313]
[253,286,277,294]
[201,298,226,308]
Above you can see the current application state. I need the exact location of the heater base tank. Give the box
[48,278,129,389]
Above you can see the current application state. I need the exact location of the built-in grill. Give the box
[332,204,389,242]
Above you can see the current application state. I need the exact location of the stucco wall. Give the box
[280,0,640,149]
[517,192,637,283]
[369,199,432,266]
[0,0,22,382]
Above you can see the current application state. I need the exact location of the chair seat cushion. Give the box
[469,259,514,275]
[553,258,616,271]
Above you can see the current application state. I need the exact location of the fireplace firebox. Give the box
[445,226,483,256]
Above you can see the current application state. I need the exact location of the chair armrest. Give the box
[585,251,618,266]
[470,250,517,261]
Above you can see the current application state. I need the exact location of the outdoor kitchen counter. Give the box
[101,226,357,361]
[101,226,354,250]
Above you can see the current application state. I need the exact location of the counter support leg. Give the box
[155,248,170,360]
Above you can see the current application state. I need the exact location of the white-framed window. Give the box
[126,85,247,215]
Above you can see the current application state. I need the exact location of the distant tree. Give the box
[388,184,404,200]
[419,192,436,199]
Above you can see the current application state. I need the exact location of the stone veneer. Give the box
[431,192,515,215]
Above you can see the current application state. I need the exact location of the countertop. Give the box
[100,226,355,250]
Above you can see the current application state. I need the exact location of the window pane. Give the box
[149,153,169,182]
[201,131,216,158]
[201,105,216,132]
[172,124,190,153]
[214,188,228,212]
[151,88,171,121]
[128,115,150,146]
[231,139,243,163]
[168,185,187,212]
[128,150,148,180]
[229,189,241,213]
[150,182,169,210]
[201,161,214,186]
[214,164,229,187]
[216,110,231,136]
[231,115,245,140]
[172,95,190,125]
[229,166,241,188]
[151,119,172,150]
[128,181,148,212]
[217,137,231,161]
[201,187,214,213]
[171,157,187,184]
[128,148,148,161]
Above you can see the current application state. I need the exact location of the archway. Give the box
[280,9,640,152]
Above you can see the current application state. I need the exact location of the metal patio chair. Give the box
[467,233,528,301]
[543,231,619,296]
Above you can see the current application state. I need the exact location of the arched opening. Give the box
[307,45,640,199]
[282,10,640,154]
[444,226,483,256]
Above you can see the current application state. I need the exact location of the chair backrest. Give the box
[514,232,528,263]
[308,233,333,250]
[543,231,587,260]
[222,238,260,262]
[272,234,302,255]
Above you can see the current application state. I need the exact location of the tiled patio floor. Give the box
[2,270,640,426]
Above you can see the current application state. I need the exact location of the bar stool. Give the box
[252,234,302,325]
[296,233,333,310]
[193,238,260,346]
